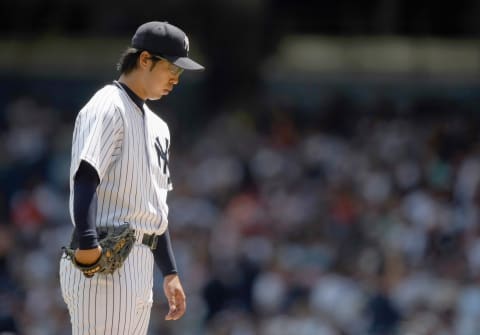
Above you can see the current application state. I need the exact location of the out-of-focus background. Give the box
[2,1,480,335]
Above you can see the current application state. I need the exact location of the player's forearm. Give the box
[153,228,178,276]
[73,161,100,250]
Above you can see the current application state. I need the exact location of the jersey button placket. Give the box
[143,112,165,232]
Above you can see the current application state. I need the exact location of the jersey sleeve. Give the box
[71,102,124,182]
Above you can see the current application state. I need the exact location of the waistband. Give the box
[70,226,160,250]
[133,229,159,250]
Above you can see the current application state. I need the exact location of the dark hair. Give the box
[117,47,141,74]
[117,47,161,74]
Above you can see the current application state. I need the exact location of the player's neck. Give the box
[118,74,147,101]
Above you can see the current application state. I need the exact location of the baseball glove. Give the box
[62,224,136,278]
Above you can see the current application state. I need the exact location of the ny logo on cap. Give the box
[184,36,190,53]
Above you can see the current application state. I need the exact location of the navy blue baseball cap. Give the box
[132,21,204,71]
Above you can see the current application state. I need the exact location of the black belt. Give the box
[140,232,158,250]
[70,227,158,250]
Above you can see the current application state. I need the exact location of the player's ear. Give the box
[138,51,151,70]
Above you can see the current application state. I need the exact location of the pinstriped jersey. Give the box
[69,83,172,235]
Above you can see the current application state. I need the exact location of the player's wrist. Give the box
[163,271,179,279]
[78,233,99,250]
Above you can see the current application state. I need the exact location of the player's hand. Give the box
[74,246,102,265]
[163,274,186,321]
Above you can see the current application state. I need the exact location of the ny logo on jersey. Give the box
[154,137,169,175]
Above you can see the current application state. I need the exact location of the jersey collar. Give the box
[113,81,145,112]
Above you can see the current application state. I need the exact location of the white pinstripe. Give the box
[59,83,172,335]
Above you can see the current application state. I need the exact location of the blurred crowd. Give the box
[2,87,480,335]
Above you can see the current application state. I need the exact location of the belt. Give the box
[133,229,159,250]
[70,227,159,250]
[138,231,159,250]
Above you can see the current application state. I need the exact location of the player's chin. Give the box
[149,92,167,101]
[159,89,172,99]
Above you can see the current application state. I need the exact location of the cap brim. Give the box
[167,56,205,71]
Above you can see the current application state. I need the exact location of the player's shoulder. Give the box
[79,84,123,117]
[87,84,124,109]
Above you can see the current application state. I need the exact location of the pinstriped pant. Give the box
[59,245,154,335]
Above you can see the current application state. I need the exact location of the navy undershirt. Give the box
[113,80,144,111]
[73,162,100,250]
[73,81,177,276]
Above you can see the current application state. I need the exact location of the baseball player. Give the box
[59,21,204,335]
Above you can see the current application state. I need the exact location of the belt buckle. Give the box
[142,233,158,250]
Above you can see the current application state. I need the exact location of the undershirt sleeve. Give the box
[73,160,100,250]
[153,228,178,277]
